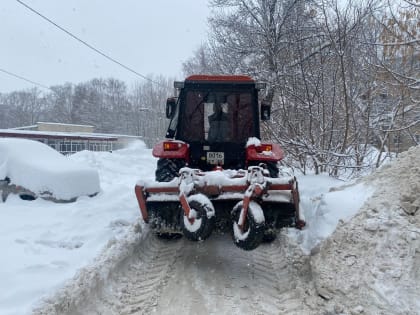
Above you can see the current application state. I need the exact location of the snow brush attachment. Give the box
[134,166,305,250]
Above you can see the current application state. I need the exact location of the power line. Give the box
[15,0,162,86]
[0,67,124,114]
[0,67,52,91]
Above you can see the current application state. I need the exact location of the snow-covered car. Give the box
[0,138,100,202]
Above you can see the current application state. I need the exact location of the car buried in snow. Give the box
[0,138,100,202]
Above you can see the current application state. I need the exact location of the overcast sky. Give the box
[0,0,210,93]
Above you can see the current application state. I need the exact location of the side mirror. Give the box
[260,102,271,121]
[166,97,177,119]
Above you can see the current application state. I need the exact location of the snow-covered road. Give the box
[36,230,315,315]
[1,140,419,315]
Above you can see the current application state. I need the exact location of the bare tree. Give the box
[191,0,385,177]
[129,76,173,145]
[367,0,420,162]
[1,88,44,127]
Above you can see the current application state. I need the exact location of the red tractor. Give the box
[135,75,305,250]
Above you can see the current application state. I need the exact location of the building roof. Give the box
[0,129,118,141]
[37,122,95,128]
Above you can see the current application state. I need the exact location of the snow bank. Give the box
[0,140,155,315]
[0,138,100,200]
[32,222,147,315]
[288,173,373,254]
[310,145,420,315]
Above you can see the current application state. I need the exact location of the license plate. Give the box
[207,151,224,165]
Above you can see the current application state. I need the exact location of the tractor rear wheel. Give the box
[155,158,186,182]
[181,195,215,241]
[231,201,265,250]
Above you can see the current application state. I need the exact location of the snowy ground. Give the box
[0,141,154,315]
[0,140,418,315]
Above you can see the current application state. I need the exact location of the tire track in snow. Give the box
[147,233,312,315]
[148,234,264,315]
[82,232,183,315]
[246,233,311,315]
[49,230,312,315]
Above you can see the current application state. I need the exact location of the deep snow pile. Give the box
[310,145,420,315]
[295,174,374,254]
[0,141,154,315]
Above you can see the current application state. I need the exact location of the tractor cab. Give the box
[164,75,270,171]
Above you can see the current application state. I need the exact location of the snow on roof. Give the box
[0,129,118,141]
[11,124,38,130]
[0,138,100,200]
[36,122,95,128]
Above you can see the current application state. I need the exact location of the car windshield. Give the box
[180,90,255,143]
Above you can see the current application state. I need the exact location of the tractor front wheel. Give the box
[265,161,279,178]
[231,201,265,250]
[155,158,186,182]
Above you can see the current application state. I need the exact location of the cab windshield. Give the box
[179,90,255,143]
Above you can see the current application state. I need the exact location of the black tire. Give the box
[155,158,186,182]
[0,181,8,202]
[265,161,279,178]
[262,229,277,243]
[181,197,215,241]
[155,232,183,240]
[231,201,265,251]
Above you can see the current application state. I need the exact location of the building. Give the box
[0,122,142,154]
